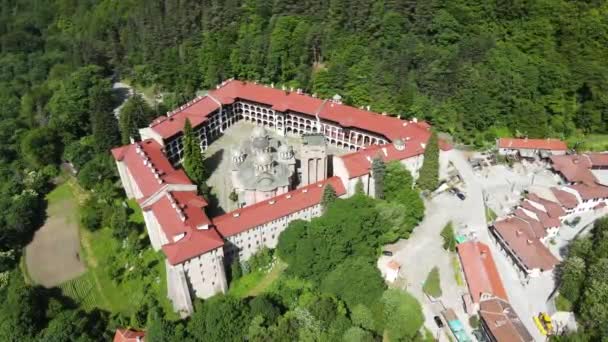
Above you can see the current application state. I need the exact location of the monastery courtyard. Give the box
[204,120,349,215]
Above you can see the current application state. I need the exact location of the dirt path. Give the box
[25,183,86,287]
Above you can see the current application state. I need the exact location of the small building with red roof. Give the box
[497,138,567,159]
[490,217,559,279]
[114,328,145,342]
[457,241,508,312]
[548,153,608,216]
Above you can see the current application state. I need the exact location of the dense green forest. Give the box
[3,0,608,146]
[554,218,608,341]
[0,0,607,340]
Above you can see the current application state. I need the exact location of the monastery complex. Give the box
[112,79,433,316]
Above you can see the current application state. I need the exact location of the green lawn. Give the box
[567,133,608,152]
[485,206,497,223]
[52,179,177,319]
[451,255,464,287]
[46,181,75,204]
[78,224,176,319]
[228,260,287,298]
[423,267,442,298]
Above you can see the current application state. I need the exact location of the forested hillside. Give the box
[2,0,607,146]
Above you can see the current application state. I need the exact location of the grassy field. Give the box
[567,133,608,152]
[228,260,287,298]
[423,267,442,298]
[25,181,86,287]
[46,178,177,319]
[59,272,108,311]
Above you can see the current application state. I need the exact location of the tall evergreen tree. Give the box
[417,131,439,191]
[119,94,153,144]
[182,119,208,195]
[91,110,120,152]
[371,156,386,199]
[321,184,337,210]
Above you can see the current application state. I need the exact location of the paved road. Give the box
[112,82,135,119]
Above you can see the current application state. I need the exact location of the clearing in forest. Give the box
[25,181,86,287]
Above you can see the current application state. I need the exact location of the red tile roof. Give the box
[457,241,508,304]
[550,154,596,185]
[114,329,145,342]
[145,191,212,240]
[338,140,428,178]
[149,96,220,139]
[111,140,192,200]
[148,80,431,142]
[520,201,561,229]
[526,193,566,218]
[493,217,559,271]
[551,187,579,209]
[498,138,567,151]
[213,177,346,237]
[162,227,225,265]
[587,153,608,167]
[479,298,534,342]
[512,209,547,239]
[568,183,608,201]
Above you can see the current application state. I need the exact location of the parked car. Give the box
[434,316,444,328]
[382,250,393,257]
[456,192,466,200]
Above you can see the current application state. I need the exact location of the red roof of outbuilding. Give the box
[114,328,145,342]
[148,80,431,142]
[587,153,608,167]
[550,154,596,185]
[526,193,566,218]
[493,217,559,271]
[498,138,567,151]
[338,140,428,178]
[457,241,508,304]
[520,201,561,229]
[111,140,192,200]
[551,187,579,209]
[568,184,608,200]
[214,177,346,237]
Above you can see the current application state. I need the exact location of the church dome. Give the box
[278,144,291,153]
[254,152,272,166]
[252,136,270,151]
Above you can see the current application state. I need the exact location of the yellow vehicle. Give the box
[533,316,547,336]
[540,313,553,334]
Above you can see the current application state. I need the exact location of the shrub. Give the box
[423,267,442,298]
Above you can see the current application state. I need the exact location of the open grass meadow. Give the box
[49,178,177,319]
